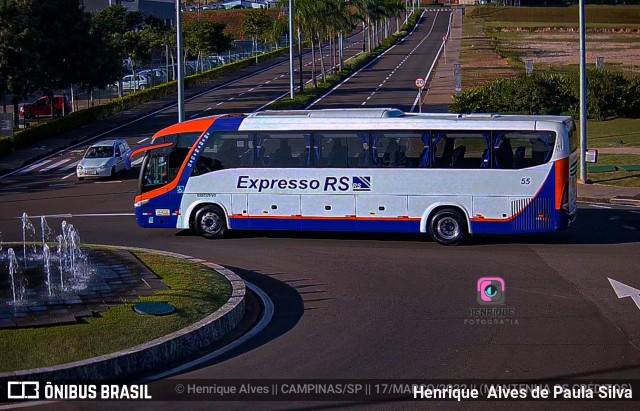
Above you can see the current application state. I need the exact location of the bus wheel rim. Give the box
[437,217,459,240]
[201,212,220,234]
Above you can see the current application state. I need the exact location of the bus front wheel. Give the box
[429,209,467,246]
[194,206,227,239]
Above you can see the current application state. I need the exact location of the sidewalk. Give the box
[0,54,290,176]
[419,11,640,207]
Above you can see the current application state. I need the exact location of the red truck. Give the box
[19,95,72,119]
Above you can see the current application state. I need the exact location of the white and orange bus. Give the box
[131,108,577,245]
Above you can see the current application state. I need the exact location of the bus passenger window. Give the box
[498,131,556,169]
[260,133,309,167]
[317,134,353,167]
[196,132,251,174]
[373,132,421,167]
[433,132,487,169]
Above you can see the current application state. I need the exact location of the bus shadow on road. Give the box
[474,208,640,246]
[154,266,306,372]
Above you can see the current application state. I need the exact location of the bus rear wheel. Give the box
[194,206,227,239]
[429,209,467,246]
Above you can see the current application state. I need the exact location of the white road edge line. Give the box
[410,11,454,113]
[145,280,274,381]
[16,213,134,218]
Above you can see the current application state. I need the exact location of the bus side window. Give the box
[196,133,251,174]
[500,132,556,169]
[433,132,487,169]
[373,132,421,167]
[260,133,309,168]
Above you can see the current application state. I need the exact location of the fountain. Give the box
[1,215,94,307]
[21,212,35,267]
[7,248,18,304]
[43,244,51,297]
[0,213,166,329]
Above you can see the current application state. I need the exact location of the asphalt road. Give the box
[0,9,639,411]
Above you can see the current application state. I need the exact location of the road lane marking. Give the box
[18,159,52,174]
[589,204,612,209]
[136,138,149,144]
[216,102,223,106]
[16,212,134,219]
[60,160,80,171]
[623,225,637,230]
[61,172,76,180]
[40,158,72,171]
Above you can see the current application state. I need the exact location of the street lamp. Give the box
[176,0,185,123]
[579,0,587,182]
[289,0,295,99]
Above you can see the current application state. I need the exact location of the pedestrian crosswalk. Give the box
[19,155,144,176]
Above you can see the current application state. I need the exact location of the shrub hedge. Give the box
[0,48,289,157]
[450,69,640,120]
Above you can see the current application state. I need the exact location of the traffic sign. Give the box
[414,78,425,89]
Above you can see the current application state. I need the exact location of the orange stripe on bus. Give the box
[134,118,219,203]
[150,118,217,140]
[129,142,173,161]
[554,157,569,210]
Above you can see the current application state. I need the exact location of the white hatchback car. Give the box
[77,139,132,180]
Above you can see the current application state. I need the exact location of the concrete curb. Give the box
[0,246,246,382]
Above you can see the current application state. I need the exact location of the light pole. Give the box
[579,0,587,183]
[289,0,295,99]
[176,0,185,123]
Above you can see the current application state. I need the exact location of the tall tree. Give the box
[240,9,274,62]
[184,19,233,72]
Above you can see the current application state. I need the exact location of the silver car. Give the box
[77,139,132,180]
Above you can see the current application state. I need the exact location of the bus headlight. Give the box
[134,199,149,208]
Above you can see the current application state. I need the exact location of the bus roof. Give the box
[153,109,574,137]
[238,109,573,133]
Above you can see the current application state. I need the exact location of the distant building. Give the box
[219,0,278,9]
[83,0,175,25]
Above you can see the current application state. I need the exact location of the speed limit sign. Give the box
[414,78,425,89]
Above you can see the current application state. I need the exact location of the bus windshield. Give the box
[138,132,203,194]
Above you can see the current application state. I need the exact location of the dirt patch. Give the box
[502,32,640,72]
[460,20,518,89]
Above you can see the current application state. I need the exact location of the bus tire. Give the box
[194,205,227,239]
[429,208,467,246]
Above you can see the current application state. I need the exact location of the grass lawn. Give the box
[582,119,640,147]
[466,5,640,26]
[0,249,232,372]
